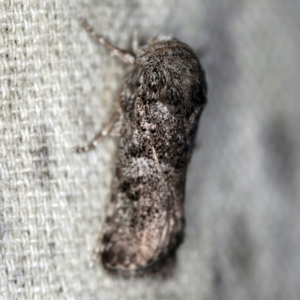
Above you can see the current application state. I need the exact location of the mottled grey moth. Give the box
[75,20,208,277]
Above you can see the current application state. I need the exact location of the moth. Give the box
[75,20,208,276]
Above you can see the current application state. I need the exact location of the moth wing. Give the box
[101,146,184,275]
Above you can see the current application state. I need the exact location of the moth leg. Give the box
[109,117,122,137]
[82,19,136,65]
[132,30,139,55]
[74,111,120,154]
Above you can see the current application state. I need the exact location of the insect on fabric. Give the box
[75,20,208,277]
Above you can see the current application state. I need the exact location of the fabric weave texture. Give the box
[1,0,299,299]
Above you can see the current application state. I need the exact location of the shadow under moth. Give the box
[75,20,208,277]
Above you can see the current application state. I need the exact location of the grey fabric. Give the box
[1,0,299,299]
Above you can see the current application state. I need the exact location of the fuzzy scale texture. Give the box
[101,37,206,275]
[1,0,300,299]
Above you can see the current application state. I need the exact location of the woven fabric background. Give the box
[1,0,299,299]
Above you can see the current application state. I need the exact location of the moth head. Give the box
[136,35,173,57]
